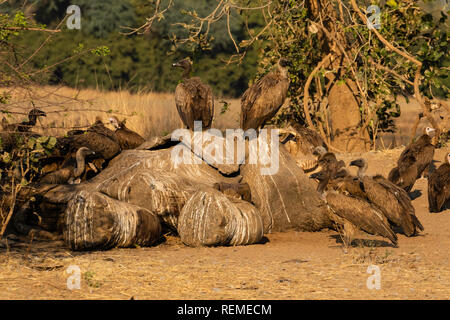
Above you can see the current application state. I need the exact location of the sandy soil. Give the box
[0,147,448,300]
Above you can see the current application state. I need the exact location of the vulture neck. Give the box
[357,164,367,179]
[22,115,37,127]
[73,151,87,178]
[182,65,192,80]
[278,65,289,79]
[317,177,329,197]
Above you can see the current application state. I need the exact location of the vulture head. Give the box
[350,158,368,178]
[28,108,46,123]
[309,170,330,195]
[109,116,123,130]
[424,126,436,137]
[349,158,367,170]
[172,58,193,76]
[77,146,95,158]
[278,57,290,68]
[312,146,327,157]
[446,153,450,165]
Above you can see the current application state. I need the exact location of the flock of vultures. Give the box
[0,57,449,251]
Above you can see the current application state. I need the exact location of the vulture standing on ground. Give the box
[350,158,423,236]
[388,127,436,192]
[172,58,214,130]
[428,153,450,212]
[240,58,290,132]
[109,116,145,150]
[39,147,95,185]
[310,171,398,248]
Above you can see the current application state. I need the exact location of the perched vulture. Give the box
[310,171,398,248]
[39,147,95,185]
[109,116,145,150]
[350,158,423,236]
[172,58,214,130]
[240,58,290,131]
[388,127,436,192]
[428,153,450,213]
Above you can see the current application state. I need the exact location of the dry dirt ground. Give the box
[0,148,448,300]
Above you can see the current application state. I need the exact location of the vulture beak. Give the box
[349,159,362,167]
[427,127,436,137]
[309,172,320,180]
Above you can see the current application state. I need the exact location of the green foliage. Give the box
[252,0,448,136]
[3,0,259,97]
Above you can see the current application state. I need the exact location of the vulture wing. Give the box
[326,192,398,245]
[428,163,450,212]
[240,71,289,131]
[175,78,214,130]
[362,176,417,236]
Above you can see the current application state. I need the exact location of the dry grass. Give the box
[1,86,241,139]
[2,86,441,148]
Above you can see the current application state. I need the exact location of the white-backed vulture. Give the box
[172,58,214,130]
[350,158,423,236]
[388,127,436,192]
[39,147,95,185]
[310,171,398,248]
[109,116,145,150]
[428,153,450,212]
[240,58,290,131]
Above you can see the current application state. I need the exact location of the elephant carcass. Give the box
[241,144,332,233]
[178,189,264,247]
[38,133,331,250]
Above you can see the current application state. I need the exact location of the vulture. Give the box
[310,171,398,248]
[1,108,46,133]
[388,127,436,192]
[172,58,214,130]
[240,58,290,132]
[428,153,450,213]
[109,116,145,150]
[213,182,252,202]
[350,158,423,236]
[313,146,345,178]
[1,109,46,151]
[39,147,95,185]
[58,117,121,161]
